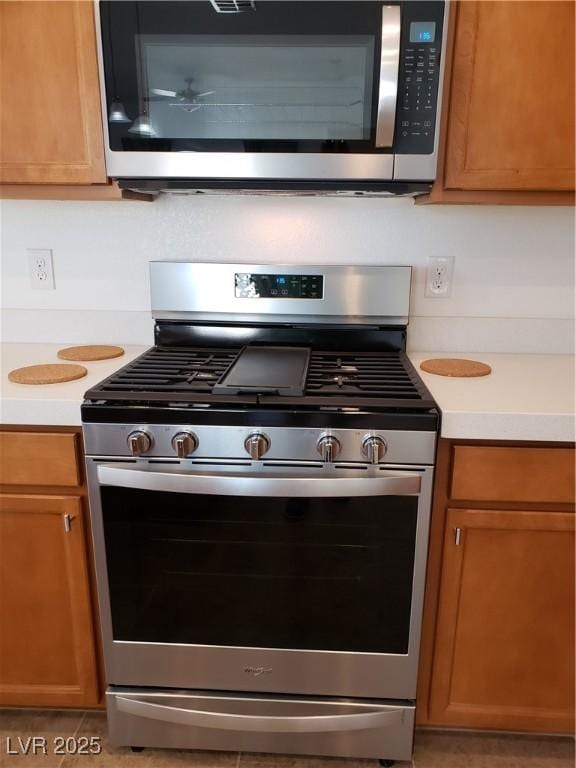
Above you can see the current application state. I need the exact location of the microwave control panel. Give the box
[394,2,445,155]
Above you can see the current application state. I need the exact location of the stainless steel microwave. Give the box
[96,1,448,195]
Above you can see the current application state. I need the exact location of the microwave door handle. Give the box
[376,4,401,147]
[96,465,421,497]
[116,695,406,733]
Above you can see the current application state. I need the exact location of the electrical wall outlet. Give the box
[425,255,454,298]
[28,248,55,290]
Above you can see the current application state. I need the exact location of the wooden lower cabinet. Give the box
[418,440,576,734]
[0,493,99,707]
[428,508,575,733]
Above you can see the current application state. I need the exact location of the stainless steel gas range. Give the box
[82,263,438,765]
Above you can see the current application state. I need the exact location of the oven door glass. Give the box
[100,484,418,654]
[99,1,385,152]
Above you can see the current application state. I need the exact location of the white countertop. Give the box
[1,344,574,441]
[0,343,149,426]
[408,352,575,442]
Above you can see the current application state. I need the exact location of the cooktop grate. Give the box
[307,352,421,398]
[84,345,434,409]
[94,348,239,393]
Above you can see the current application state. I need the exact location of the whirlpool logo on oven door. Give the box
[244,665,273,677]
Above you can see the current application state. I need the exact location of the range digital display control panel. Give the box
[235,273,324,299]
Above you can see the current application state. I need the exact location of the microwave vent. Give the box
[209,0,256,12]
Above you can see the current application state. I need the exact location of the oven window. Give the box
[101,487,418,654]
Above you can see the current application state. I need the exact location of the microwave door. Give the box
[376,4,401,148]
[97,0,413,186]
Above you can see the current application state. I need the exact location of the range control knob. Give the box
[127,430,152,456]
[362,435,388,464]
[172,431,198,458]
[244,432,270,460]
[317,434,341,463]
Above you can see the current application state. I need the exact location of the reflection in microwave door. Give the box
[235,273,259,298]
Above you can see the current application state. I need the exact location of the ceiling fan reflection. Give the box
[149,78,215,112]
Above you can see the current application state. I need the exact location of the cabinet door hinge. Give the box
[454,527,462,546]
[63,513,75,533]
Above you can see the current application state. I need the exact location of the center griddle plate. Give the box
[212,346,310,397]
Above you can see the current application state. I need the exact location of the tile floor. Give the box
[0,710,573,768]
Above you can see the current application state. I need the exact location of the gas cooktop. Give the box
[84,344,434,410]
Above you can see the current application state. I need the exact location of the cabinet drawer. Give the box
[451,446,575,504]
[0,432,80,488]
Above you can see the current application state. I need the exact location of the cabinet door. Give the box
[429,508,575,733]
[0,1,106,184]
[444,1,575,192]
[0,494,99,707]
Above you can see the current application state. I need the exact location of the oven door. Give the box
[87,460,433,700]
[96,0,404,180]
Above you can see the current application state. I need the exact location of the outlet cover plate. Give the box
[27,248,55,290]
[425,255,454,298]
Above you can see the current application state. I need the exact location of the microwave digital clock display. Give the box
[409,21,436,43]
[235,273,323,299]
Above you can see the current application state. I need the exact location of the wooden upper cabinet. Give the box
[418,440,576,733]
[442,1,575,194]
[0,1,107,184]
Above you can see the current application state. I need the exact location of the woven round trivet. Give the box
[8,363,88,385]
[420,358,492,377]
[57,345,125,361]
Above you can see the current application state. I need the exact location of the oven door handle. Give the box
[376,4,401,147]
[97,465,421,496]
[115,695,406,733]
